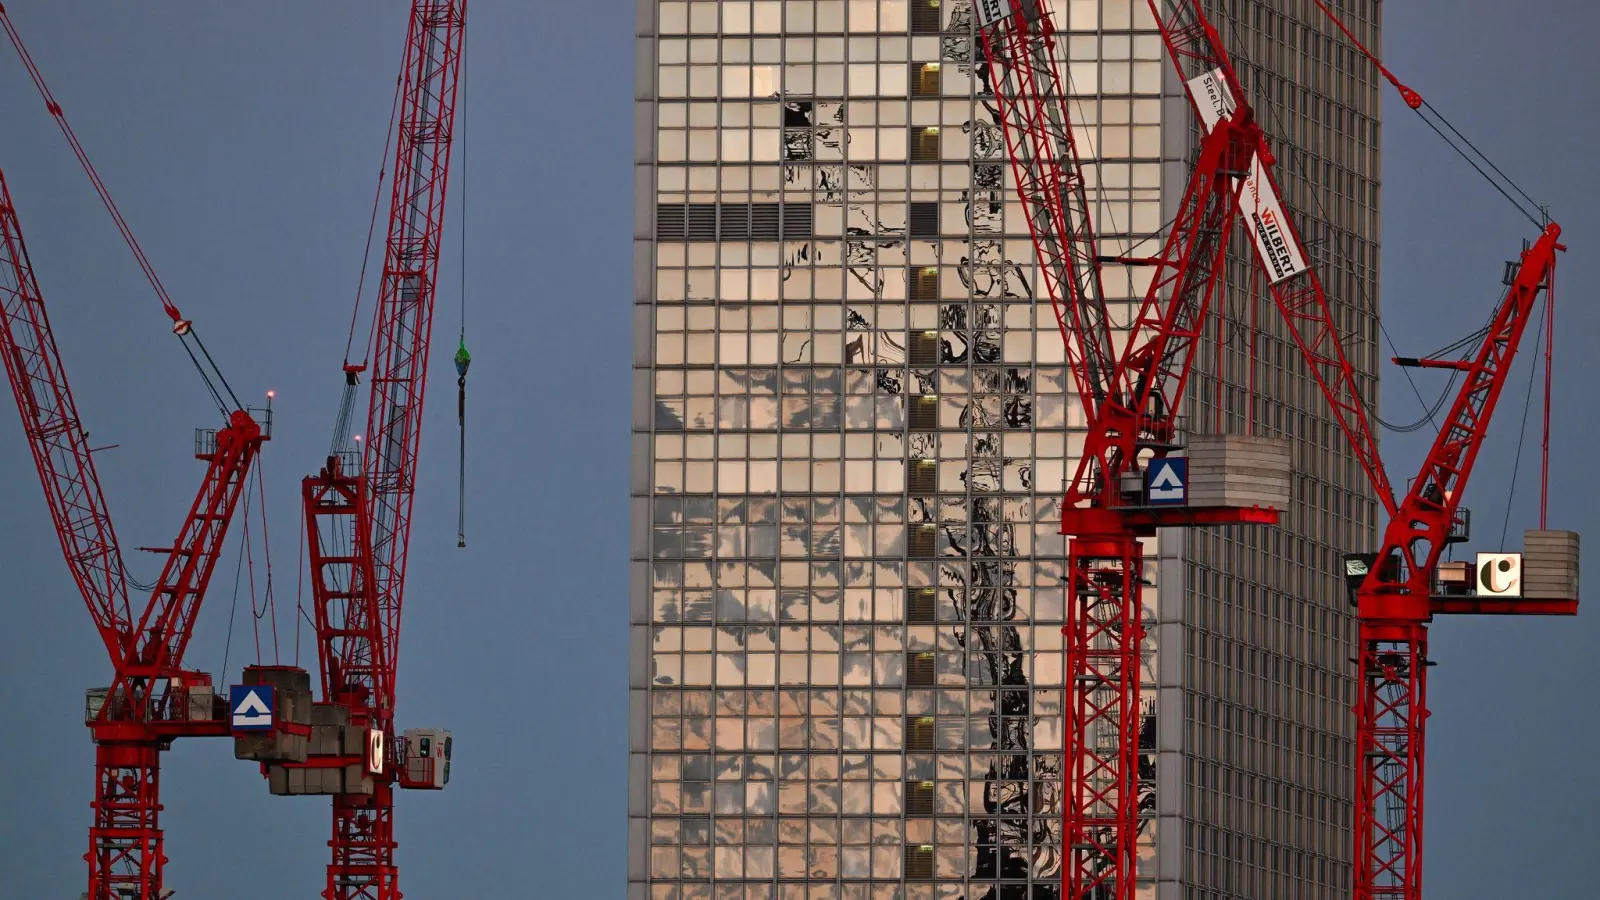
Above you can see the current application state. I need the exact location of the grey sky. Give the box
[0,2,1593,898]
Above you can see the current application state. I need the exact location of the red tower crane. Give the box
[974,2,1307,895]
[311,4,465,894]
[1148,4,1579,898]
[0,13,270,900]
[1346,226,1570,900]
[978,1,1575,897]
[227,5,466,899]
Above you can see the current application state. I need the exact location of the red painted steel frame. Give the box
[1045,116,1280,900]
[979,4,1289,897]
[1146,5,1576,899]
[975,4,1117,418]
[0,168,132,661]
[361,0,466,707]
[305,4,465,898]
[1353,226,1563,900]
[1062,535,1144,899]
[0,163,266,900]
[1062,118,1244,518]
[1149,0,1398,520]
[85,411,263,900]
[1363,229,1562,621]
[1045,118,1281,900]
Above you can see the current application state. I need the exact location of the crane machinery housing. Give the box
[975,1,1578,898]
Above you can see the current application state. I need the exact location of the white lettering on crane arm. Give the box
[1185,67,1236,133]
[1237,153,1309,285]
[975,0,1015,27]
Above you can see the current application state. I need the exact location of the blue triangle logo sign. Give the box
[1146,458,1187,505]
[229,684,275,732]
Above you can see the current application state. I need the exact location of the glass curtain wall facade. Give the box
[1178,1,1382,896]
[628,2,1381,899]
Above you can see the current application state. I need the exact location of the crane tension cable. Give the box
[0,7,243,415]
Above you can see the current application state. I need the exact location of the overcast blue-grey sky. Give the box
[0,2,1594,898]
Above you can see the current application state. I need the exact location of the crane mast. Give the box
[0,161,268,900]
[300,4,465,898]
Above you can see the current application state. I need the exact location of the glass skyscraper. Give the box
[628,2,1382,898]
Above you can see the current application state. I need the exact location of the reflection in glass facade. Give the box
[629,2,1381,898]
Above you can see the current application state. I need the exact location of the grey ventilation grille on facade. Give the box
[655,202,813,242]
[905,716,935,753]
[903,844,934,880]
[905,780,935,815]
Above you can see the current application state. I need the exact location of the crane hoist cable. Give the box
[1497,297,1548,547]
[455,335,469,549]
[455,24,470,550]
[0,9,242,416]
[1311,0,1546,227]
[1221,7,1550,438]
[1301,1,1558,456]
[330,59,407,460]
